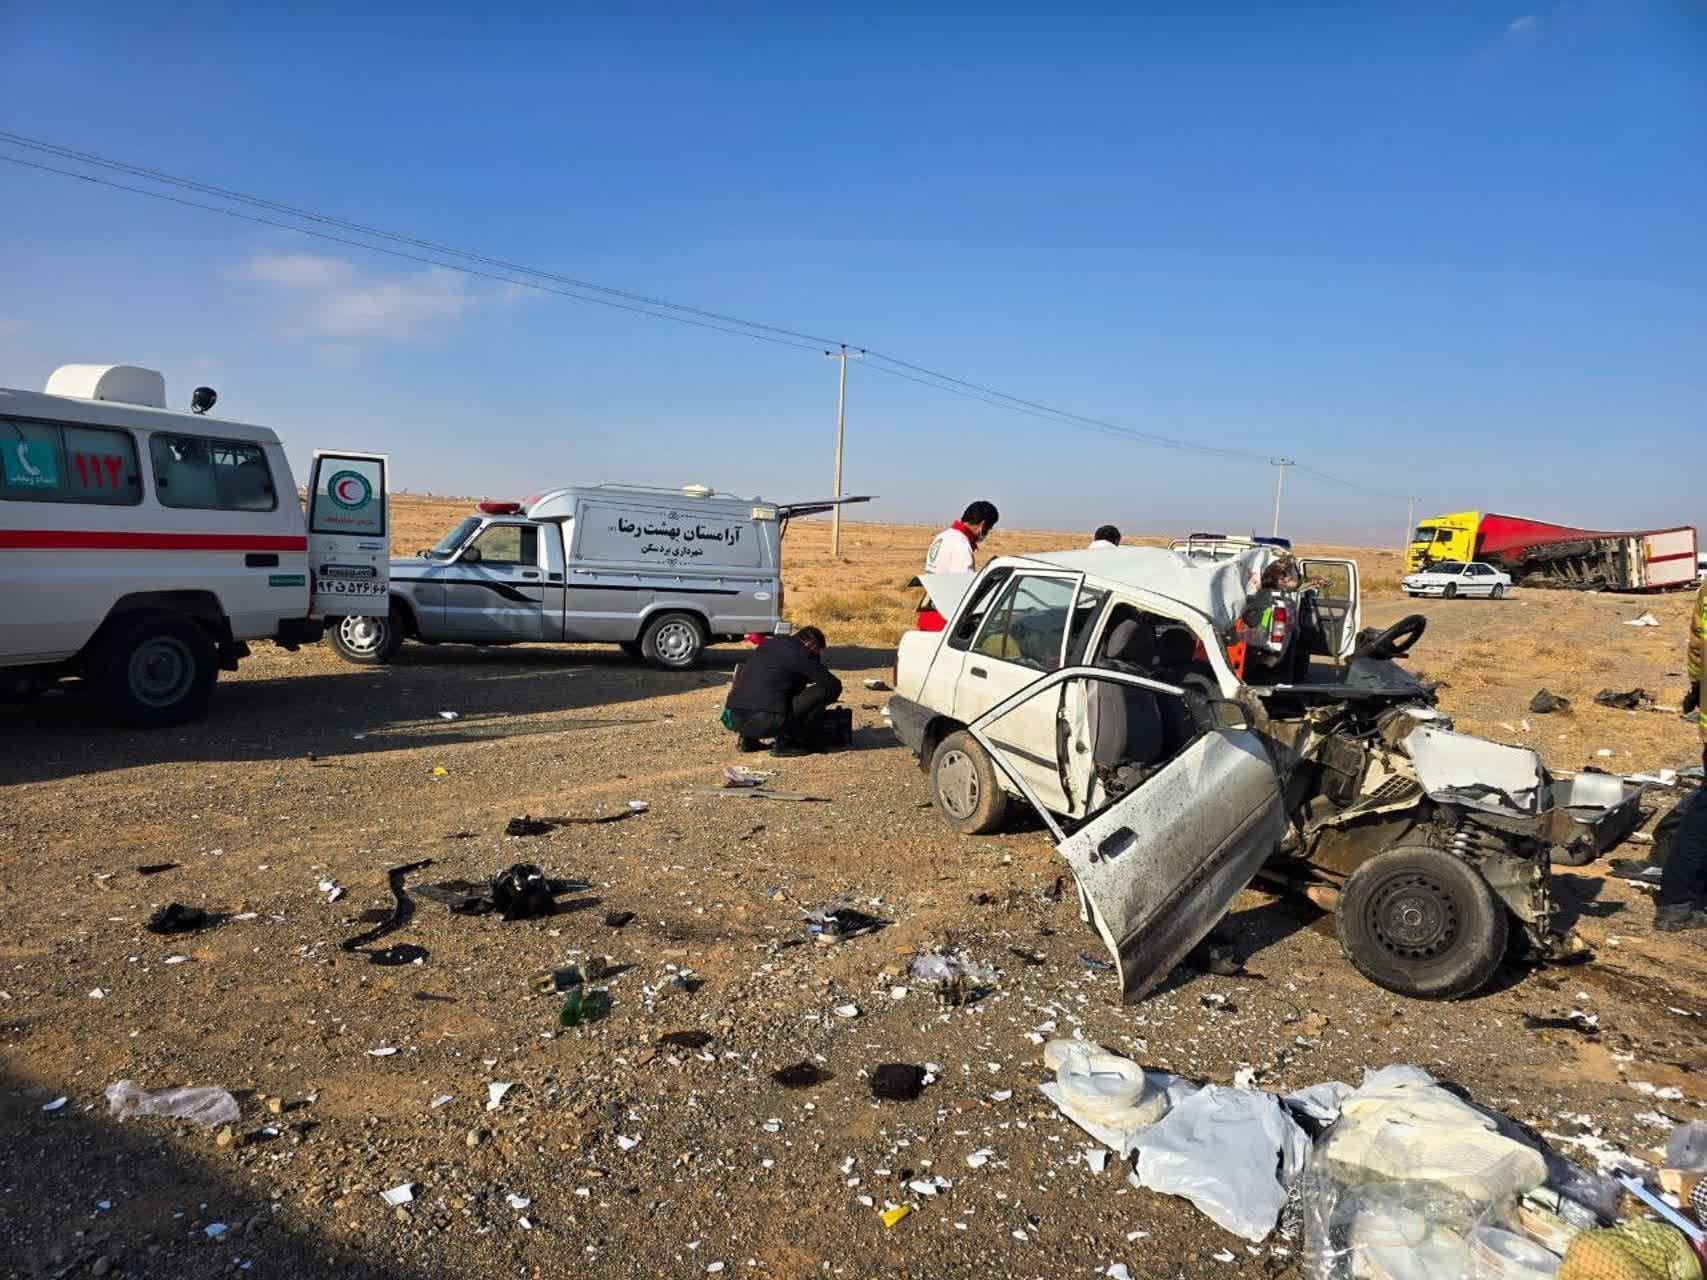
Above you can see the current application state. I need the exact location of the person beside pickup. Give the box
[722,626,843,757]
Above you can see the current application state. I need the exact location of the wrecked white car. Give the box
[887,547,1641,1002]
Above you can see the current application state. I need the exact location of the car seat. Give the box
[1089,619,1166,786]
[1151,627,1215,755]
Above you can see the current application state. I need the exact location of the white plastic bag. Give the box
[106,1079,240,1128]
[1132,1085,1309,1242]
[1039,1040,1198,1156]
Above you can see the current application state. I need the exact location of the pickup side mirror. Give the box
[459,546,482,564]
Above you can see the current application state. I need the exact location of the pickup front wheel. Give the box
[640,612,706,671]
[330,609,404,665]
[1337,846,1506,999]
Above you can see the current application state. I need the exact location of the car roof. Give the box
[989,545,1276,629]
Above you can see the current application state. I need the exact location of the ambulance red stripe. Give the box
[0,530,309,552]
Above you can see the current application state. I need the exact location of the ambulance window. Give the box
[0,418,141,505]
[150,435,277,511]
[467,523,538,566]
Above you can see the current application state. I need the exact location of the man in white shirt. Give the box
[919,500,999,630]
[1088,524,1121,550]
[925,500,999,574]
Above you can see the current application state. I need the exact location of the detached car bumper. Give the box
[885,694,931,757]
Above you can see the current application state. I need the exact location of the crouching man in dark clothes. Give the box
[722,626,843,757]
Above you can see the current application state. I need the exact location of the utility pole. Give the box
[1269,458,1294,538]
[825,344,864,557]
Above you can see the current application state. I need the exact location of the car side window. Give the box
[971,574,1079,670]
[946,567,1014,651]
[1,418,142,506]
[468,524,538,567]
[150,434,276,511]
[1065,587,1109,664]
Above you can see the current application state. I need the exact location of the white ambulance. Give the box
[0,364,388,726]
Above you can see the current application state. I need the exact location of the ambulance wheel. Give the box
[330,610,403,665]
[641,612,706,670]
[1337,846,1506,1000]
[97,614,218,728]
[930,731,1010,835]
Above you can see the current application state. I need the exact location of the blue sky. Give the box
[2,2,1703,542]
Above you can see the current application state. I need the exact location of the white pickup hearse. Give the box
[1,364,387,726]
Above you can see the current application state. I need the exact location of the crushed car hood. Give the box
[1403,725,1546,815]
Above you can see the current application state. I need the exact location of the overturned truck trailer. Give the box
[1479,515,1697,591]
[1412,511,1698,591]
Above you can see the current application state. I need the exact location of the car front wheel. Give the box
[1442,583,1458,600]
[330,609,404,665]
[1336,845,1507,999]
[930,730,1010,835]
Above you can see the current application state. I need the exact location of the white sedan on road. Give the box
[1403,560,1512,599]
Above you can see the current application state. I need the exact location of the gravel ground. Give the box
[2,588,1704,1280]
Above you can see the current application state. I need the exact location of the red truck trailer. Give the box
[1476,514,1698,591]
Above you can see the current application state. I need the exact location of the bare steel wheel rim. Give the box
[1366,871,1459,962]
[129,636,195,708]
[936,749,980,819]
[338,614,389,656]
[654,620,699,664]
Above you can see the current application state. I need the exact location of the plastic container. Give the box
[1466,1225,1560,1278]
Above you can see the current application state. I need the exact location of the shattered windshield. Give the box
[426,517,480,560]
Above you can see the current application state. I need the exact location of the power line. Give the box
[0,129,1425,505]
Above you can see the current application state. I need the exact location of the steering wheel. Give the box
[1355,613,1427,660]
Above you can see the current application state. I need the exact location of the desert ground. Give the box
[2,498,1702,1280]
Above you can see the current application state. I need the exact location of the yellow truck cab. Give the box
[1407,511,1479,572]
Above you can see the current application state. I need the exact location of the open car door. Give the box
[305,451,390,618]
[1299,558,1361,660]
[967,666,1287,1001]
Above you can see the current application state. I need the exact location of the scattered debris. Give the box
[41,1097,67,1113]
[696,787,830,803]
[1008,947,1046,966]
[505,1193,530,1210]
[658,1030,713,1051]
[1078,951,1114,972]
[136,862,179,876]
[380,1184,415,1207]
[879,1205,911,1230]
[340,858,433,966]
[106,1080,240,1129]
[966,1148,996,1169]
[438,710,461,720]
[771,1062,827,1089]
[204,1223,229,1241]
[615,1134,641,1151]
[870,1063,928,1102]
[1624,613,1661,627]
[1529,689,1571,715]
[1594,687,1654,710]
[804,903,890,944]
[1524,1010,1601,1037]
[146,903,215,936]
[559,988,610,1027]
[911,952,997,1006]
[417,864,589,920]
[833,1003,861,1019]
[604,910,636,929]
[863,678,890,691]
[506,804,645,837]
[721,765,773,788]
[162,955,191,966]
[486,1083,514,1111]
[367,1047,399,1057]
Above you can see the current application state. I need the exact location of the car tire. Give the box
[95,613,218,728]
[930,730,1010,835]
[641,612,706,670]
[1491,584,1506,600]
[329,608,404,665]
[1442,583,1457,600]
[1336,845,1507,1000]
